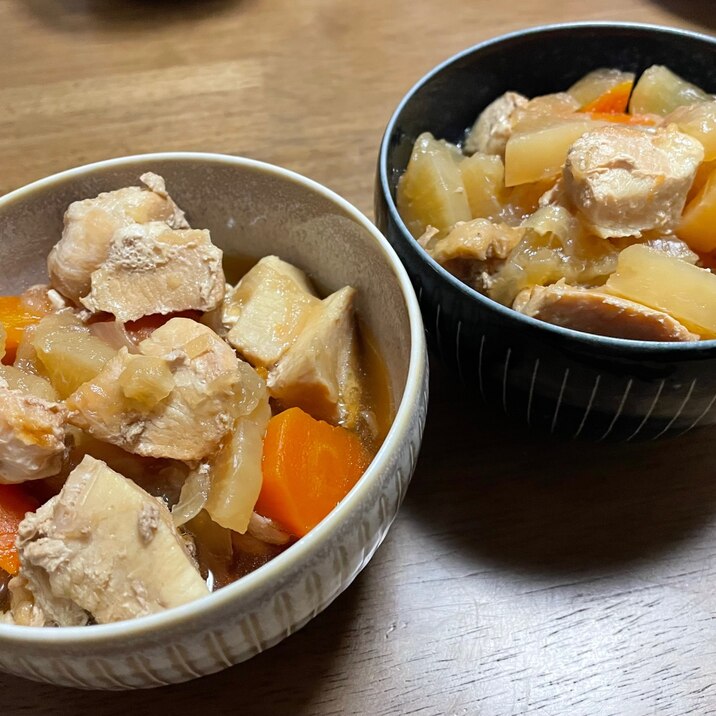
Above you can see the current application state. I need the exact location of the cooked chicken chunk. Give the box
[425,219,525,293]
[513,282,698,341]
[428,219,524,264]
[268,286,362,427]
[563,125,704,239]
[0,379,67,483]
[67,318,247,461]
[48,173,188,303]
[80,222,225,322]
[464,91,529,156]
[13,455,209,626]
[224,256,319,368]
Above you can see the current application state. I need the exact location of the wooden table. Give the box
[2,1,715,713]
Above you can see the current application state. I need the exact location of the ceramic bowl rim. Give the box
[0,151,427,646]
[378,20,716,355]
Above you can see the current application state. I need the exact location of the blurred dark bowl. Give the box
[376,22,716,441]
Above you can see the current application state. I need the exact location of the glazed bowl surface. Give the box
[376,22,716,441]
[0,152,428,689]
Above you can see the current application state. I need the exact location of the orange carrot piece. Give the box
[0,484,38,575]
[581,80,633,114]
[256,407,371,537]
[0,296,46,365]
[588,111,658,126]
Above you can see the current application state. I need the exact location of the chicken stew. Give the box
[397,65,716,341]
[0,174,392,626]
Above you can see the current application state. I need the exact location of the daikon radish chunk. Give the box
[460,152,506,220]
[678,166,716,252]
[605,244,716,337]
[688,160,716,202]
[504,116,603,186]
[665,101,716,161]
[397,132,471,237]
[568,68,635,107]
[629,66,710,116]
[518,93,580,119]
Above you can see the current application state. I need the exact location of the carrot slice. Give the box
[0,484,38,575]
[581,80,633,114]
[0,296,46,365]
[256,407,371,537]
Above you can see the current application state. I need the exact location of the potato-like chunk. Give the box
[568,68,635,107]
[504,115,604,187]
[666,101,716,161]
[629,65,710,116]
[460,153,506,221]
[32,312,116,399]
[397,132,471,237]
[0,366,58,402]
[605,244,716,338]
[679,166,716,252]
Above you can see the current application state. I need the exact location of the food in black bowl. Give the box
[376,22,716,440]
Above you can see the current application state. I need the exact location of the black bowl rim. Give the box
[378,20,716,357]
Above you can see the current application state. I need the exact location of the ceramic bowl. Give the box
[376,21,716,441]
[0,153,428,689]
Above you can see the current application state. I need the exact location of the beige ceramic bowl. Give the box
[0,153,428,689]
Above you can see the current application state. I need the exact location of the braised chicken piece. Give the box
[563,125,704,238]
[224,256,320,368]
[66,318,249,461]
[48,173,188,303]
[0,379,67,484]
[513,282,698,341]
[423,219,525,291]
[10,455,208,626]
[464,91,529,156]
[81,221,225,322]
[268,286,363,428]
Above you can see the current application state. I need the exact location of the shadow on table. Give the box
[647,0,716,30]
[404,358,716,574]
[0,572,365,715]
[20,0,247,32]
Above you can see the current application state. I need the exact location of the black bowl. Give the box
[376,22,716,441]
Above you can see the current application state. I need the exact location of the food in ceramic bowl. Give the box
[376,22,716,440]
[397,64,716,342]
[0,153,427,688]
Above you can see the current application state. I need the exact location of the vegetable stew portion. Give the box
[0,174,392,624]
[397,65,716,341]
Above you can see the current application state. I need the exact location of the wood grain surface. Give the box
[2,1,716,714]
